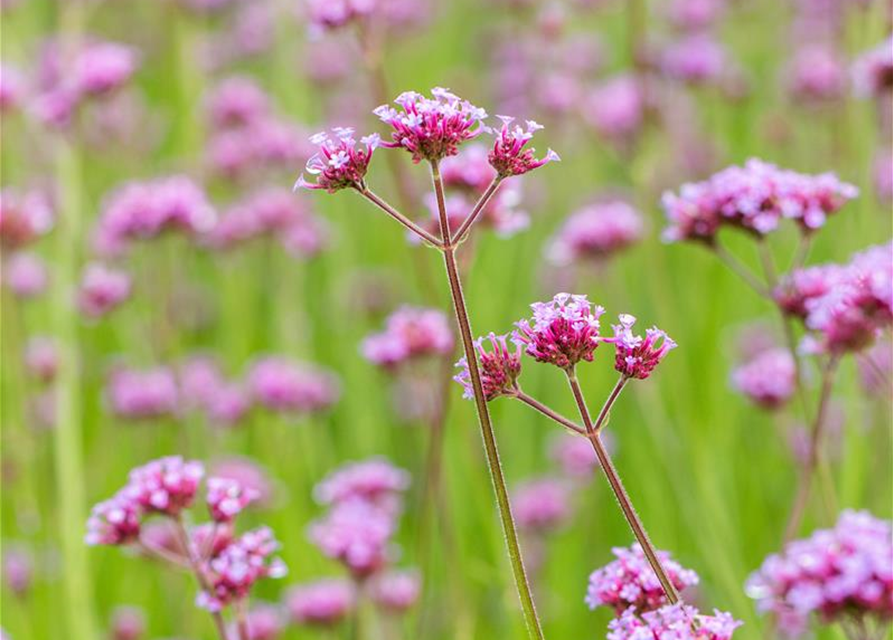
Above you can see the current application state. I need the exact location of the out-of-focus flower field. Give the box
[1,0,891,639]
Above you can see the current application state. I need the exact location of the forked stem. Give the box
[356,186,443,247]
[514,390,585,435]
[173,517,231,640]
[430,160,545,639]
[452,176,504,245]
[566,370,681,605]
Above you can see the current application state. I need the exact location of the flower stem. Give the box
[565,371,680,605]
[710,242,771,298]
[783,355,840,542]
[173,517,232,640]
[430,161,545,639]
[514,391,585,435]
[452,177,504,245]
[356,186,443,248]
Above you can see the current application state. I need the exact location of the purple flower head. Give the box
[787,45,846,103]
[608,603,742,640]
[731,348,796,410]
[515,293,605,370]
[362,306,454,369]
[286,579,355,626]
[0,189,54,250]
[0,65,26,112]
[774,264,842,318]
[666,0,725,31]
[74,42,138,98]
[206,75,271,130]
[488,116,559,178]
[206,477,259,523]
[205,383,252,429]
[454,332,523,401]
[198,527,287,612]
[248,357,340,414]
[746,510,892,635]
[109,605,146,640]
[852,35,893,99]
[611,314,677,380]
[4,252,48,299]
[512,477,572,533]
[370,569,421,614]
[661,35,728,85]
[548,200,644,265]
[78,263,131,318]
[374,87,489,164]
[583,75,645,143]
[123,456,204,517]
[85,495,142,546]
[24,336,57,384]
[314,458,410,511]
[210,457,274,507]
[305,0,375,32]
[3,546,32,596]
[586,543,700,615]
[308,500,395,578]
[296,128,378,193]
[106,366,179,420]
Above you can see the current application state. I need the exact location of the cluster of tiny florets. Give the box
[610,315,678,380]
[608,604,742,640]
[586,544,700,615]
[514,293,605,369]
[313,458,410,512]
[661,159,858,243]
[746,510,892,638]
[547,200,644,265]
[454,333,522,401]
[362,306,454,369]
[296,128,379,192]
[731,348,796,410]
[248,356,341,415]
[512,477,572,533]
[78,262,132,318]
[488,115,559,177]
[286,579,356,626]
[852,35,893,99]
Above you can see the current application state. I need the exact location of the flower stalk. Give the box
[173,517,232,640]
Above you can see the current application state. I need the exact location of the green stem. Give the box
[429,161,545,639]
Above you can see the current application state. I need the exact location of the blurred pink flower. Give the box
[370,569,421,613]
[547,200,644,265]
[106,366,180,420]
[362,306,454,369]
[78,263,131,318]
[731,348,796,409]
[512,477,572,533]
[248,357,340,414]
[454,332,522,401]
[4,252,48,298]
[286,579,355,626]
[24,336,57,384]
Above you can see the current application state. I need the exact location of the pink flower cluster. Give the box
[31,40,138,128]
[313,458,410,511]
[4,252,48,299]
[454,333,522,401]
[661,159,858,243]
[661,35,729,85]
[205,187,328,259]
[0,188,54,250]
[197,527,287,612]
[746,510,892,637]
[86,457,283,613]
[852,35,893,99]
[611,315,678,380]
[248,356,340,415]
[286,579,356,626]
[582,75,645,145]
[93,176,217,257]
[369,569,421,613]
[78,263,132,318]
[179,356,252,428]
[778,241,893,354]
[362,306,454,369]
[488,116,559,178]
[586,543,700,615]
[374,87,489,163]
[106,366,180,420]
[547,200,644,265]
[512,477,572,533]
[515,293,605,369]
[608,604,742,640]
[731,348,796,409]
[296,128,379,193]
[786,45,846,103]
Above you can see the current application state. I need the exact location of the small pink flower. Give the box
[786,45,846,103]
[488,116,559,177]
[611,314,677,380]
[296,128,378,192]
[852,35,893,99]
[0,189,54,250]
[661,35,728,85]
[248,357,340,414]
[24,336,57,384]
[362,306,454,369]
[731,348,796,410]
[124,456,205,517]
[370,569,421,614]
[514,293,605,370]
[607,603,742,640]
[4,252,48,299]
[206,75,271,130]
[512,477,572,533]
[547,200,644,265]
[74,42,138,98]
[582,75,644,143]
[198,527,287,612]
[587,544,700,615]
[308,501,394,578]
[454,332,522,401]
[286,579,355,626]
[238,604,283,640]
[0,65,26,112]
[314,458,410,510]
[78,263,131,318]
[85,495,142,546]
[374,87,488,164]
[210,457,274,507]
[3,546,32,596]
[110,606,146,640]
[106,366,179,420]
[206,477,259,523]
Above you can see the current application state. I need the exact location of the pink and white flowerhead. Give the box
[514,293,605,370]
[488,116,559,178]
[454,333,523,401]
[611,314,677,380]
[374,87,489,164]
[296,128,379,193]
[206,477,259,523]
[608,603,742,640]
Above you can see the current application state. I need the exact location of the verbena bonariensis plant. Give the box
[297,87,558,637]
[746,510,893,640]
[85,456,286,640]
[661,160,893,541]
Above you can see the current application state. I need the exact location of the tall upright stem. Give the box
[566,371,681,605]
[783,356,840,542]
[173,518,232,640]
[430,161,545,639]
